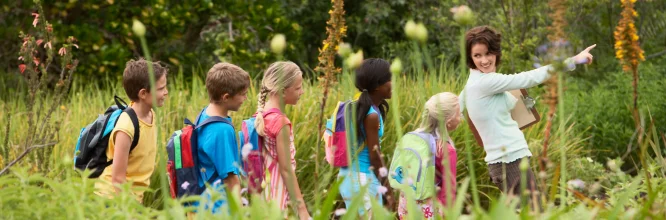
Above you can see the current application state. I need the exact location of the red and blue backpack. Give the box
[166,115,231,198]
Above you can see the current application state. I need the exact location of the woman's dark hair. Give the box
[354,58,391,139]
[465,26,502,69]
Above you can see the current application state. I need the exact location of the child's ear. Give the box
[138,88,149,100]
[222,93,231,102]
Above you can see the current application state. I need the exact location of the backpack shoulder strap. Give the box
[408,132,437,154]
[195,116,232,129]
[123,108,141,152]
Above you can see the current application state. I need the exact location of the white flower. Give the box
[334,208,347,216]
[379,167,388,178]
[213,179,222,186]
[241,197,249,206]
[586,157,593,163]
[607,160,618,171]
[345,50,364,69]
[132,19,146,37]
[390,58,402,75]
[270,34,286,54]
[377,185,388,195]
[567,179,585,190]
[404,20,417,39]
[337,42,352,58]
[181,181,190,190]
[414,23,428,43]
[240,187,248,195]
[450,5,475,26]
[242,143,253,160]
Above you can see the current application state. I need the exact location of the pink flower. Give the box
[422,206,433,218]
[379,167,388,177]
[334,208,347,216]
[44,41,52,49]
[377,185,388,195]
[58,47,67,56]
[32,13,39,27]
[36,39,43,46]
[18,56,24,61]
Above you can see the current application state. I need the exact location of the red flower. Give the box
[422,206,433,218]
[19,64,26,74]
[32,13,39,27]
[46,24,53,32]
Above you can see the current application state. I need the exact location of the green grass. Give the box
[1,58,664,219]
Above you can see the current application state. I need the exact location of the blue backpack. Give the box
[73,96,140,178]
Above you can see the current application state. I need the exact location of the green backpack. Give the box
[388,131,438,200]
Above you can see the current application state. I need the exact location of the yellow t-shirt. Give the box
[94,109,157,202]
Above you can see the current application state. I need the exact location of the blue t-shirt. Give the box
[351,106,384,173]
[194,107,241,213]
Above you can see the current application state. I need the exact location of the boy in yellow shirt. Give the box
[94,58,169,202]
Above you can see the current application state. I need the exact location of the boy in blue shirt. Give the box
[195,62,250,213]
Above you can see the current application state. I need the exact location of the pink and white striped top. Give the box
[261,108,297,210]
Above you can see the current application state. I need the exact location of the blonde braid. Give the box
[255,86,270,136]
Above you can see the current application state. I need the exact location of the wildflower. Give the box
[242,143,253,160]
[450,5,475,26]
[345,50,363,69]
[32,13,39,27]
[378,167,388,178]
[415,23,428,43]
[18,56,24,61]
[44,41,52,49]
[36,39,43,46]
[58,47,67,56]
[334,208,347,216]
[270,34,286,55]
[213,179,222,186]
[19,64,26,74]
[337,42,352,58]
[377,185,388,195]
[586,157,593,163]
[519,158,529,171]
[46,24,52,32]
[404,20,417,40]
[60,105,66,111]
[607,160,618,171]
[538,171,548,179]
[241,197,249,206]
[567,179,585,190]
[390,58,402,75]
[132,19,146,37]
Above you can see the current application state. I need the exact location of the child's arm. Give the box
[110,132,131,194]
[364,113,395,211]
[275,126,310,220]
[223,173,241,200]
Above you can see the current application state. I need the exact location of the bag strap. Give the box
[195,116,232,129]
[408,131,438,160]
[462,88,484,147]
[123,108,141,152]
[104,96,141,167]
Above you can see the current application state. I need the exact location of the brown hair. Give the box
[206,62,251,103]
[122,58,168,101]
[465,26,502,69]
